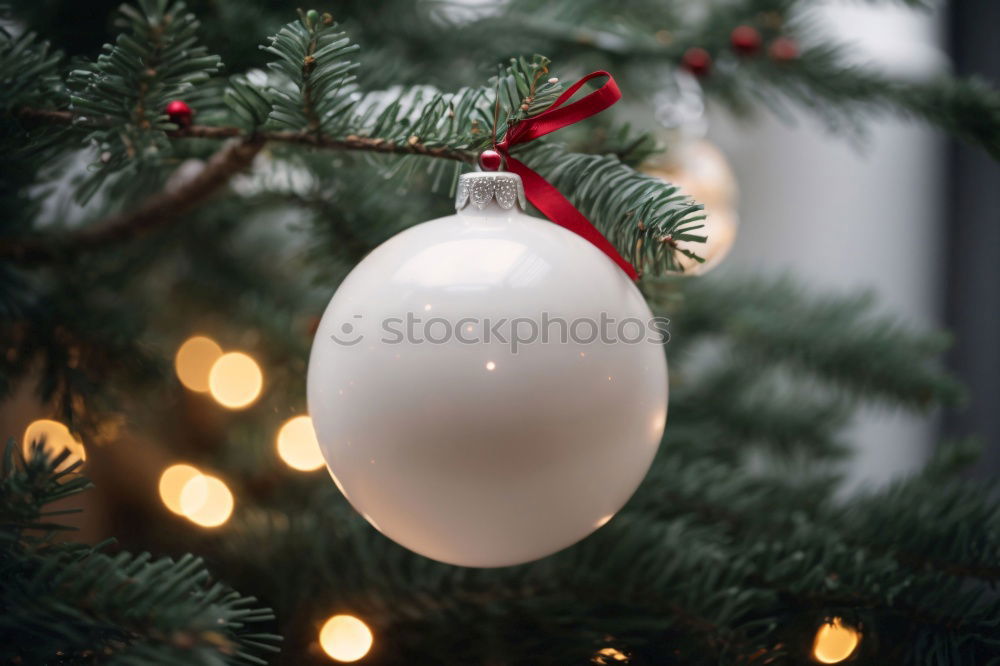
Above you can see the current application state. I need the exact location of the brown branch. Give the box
[1,137,265,262]
[15,107,474,161]
[240,129,473,161]
[3,108,476,263]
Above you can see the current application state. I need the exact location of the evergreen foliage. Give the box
[258,10,359,134]
[0,1,998,664]
[67,0,223,202]
[1,442,280,665]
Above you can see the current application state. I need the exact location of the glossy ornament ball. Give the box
[681,47,712,77]
[730,25,762,56]
[769,37,799,62]
[165,100,193,128]
[308,172,668,567]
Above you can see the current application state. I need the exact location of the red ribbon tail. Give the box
[505,155,639,281]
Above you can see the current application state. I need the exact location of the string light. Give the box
[174,335,223,392]
[319,614,373,662]
[208,351,263,409]
[812,618,860,664]
[180,474,234,527]
[159,464,202,515]
[592,647,629,663]
[276,415,325,471]
[180,474,209,515]
[22,419,86,471]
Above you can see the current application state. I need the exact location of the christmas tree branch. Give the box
[15,106,476,161]
[655,276,964,411]
[2,108,472,263]
[216,506,773,664]
[622,502,999,643]
[62,0,223,202]
[5,16,705,273]
[633,457,1000,586]
[8,104,703,271]
[453,1,1000,160]
[0,441,281,664]
[0,133,265,262]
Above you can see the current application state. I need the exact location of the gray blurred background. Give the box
[710,0,999,486]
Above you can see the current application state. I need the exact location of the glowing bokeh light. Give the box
[22,419,86,471]
[319,614,373,662]
[812,618,861,664]
[593,647,629,664]
[277,415,325,471]
[180,474,234,527]
[208,351,263,409]
[179,474,209,516]
[174,335,223,392]
[159,464,203,515]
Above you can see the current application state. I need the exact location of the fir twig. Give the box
[0,136,265,262]
[0,441,281,664]
[15,107,475,161]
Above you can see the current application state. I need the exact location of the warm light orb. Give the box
[208,351,263,409]
[179,474,210,516]
[319,614,373,662]
[175,335,223,392]
[593,646,629,663]
[159,464,203,515]
[277,415,325,471]
[22,419,86,471]
[812,618,861,664]
[180,474,234,527]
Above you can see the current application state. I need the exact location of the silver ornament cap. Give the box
[455,171,527,212]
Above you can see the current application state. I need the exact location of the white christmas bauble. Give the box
[308,172,668,567]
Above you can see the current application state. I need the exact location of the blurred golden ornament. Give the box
[208,351,263,409]
[276,415,325,472]
[319,614,373,662]
[22,419,86,471]
[175,335,223,392]
[642,140,739,275]
[812,618,861,663]
[678,206,738,273]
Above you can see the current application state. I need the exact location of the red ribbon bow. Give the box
[495,71,638,280]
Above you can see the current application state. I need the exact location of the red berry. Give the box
[478,149,503,171]
[165,100,193,128]
[681,47,712,77]
[768,37,799,62]
[730,25,762,56]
